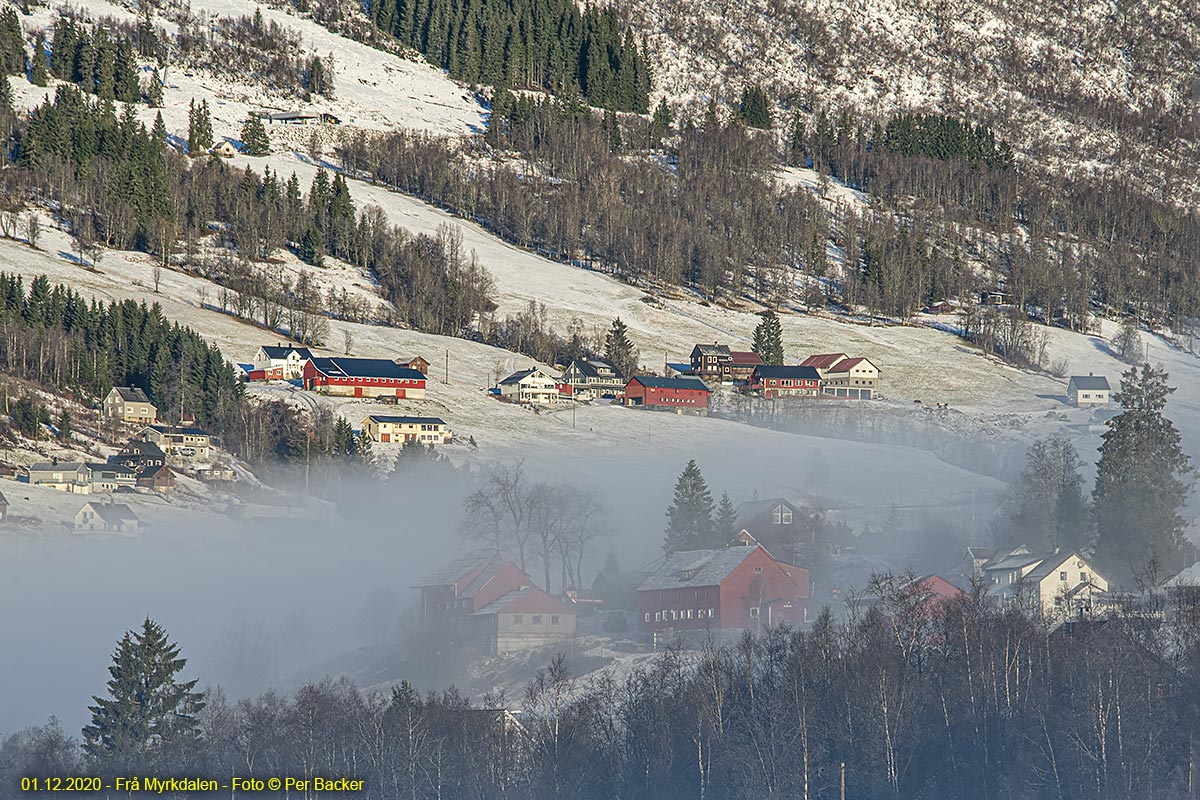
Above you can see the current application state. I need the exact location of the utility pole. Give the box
[840,762,845,800]
[444,348,449,385]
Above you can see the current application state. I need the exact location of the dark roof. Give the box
[628,375,710,391]
[692,343,732,358]
[308,357,424,380]
[124,440,166,458]
[112,386,152,403]
[639,547,759,591]
[148,425,209,437]
[366,415,447,425]
[752,365,821,381]
[83,502,139,524]
[86,463,138,475]
[30,461,87,473]
[500,368,540,385]
[259,344,314,360]
[567,359,619,379]
[1069,375,1110,391]
[734,497,798,523]
[138,465,170,480]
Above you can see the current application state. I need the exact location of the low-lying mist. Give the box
[0,433,1011,735]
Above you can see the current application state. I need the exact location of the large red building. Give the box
[415,557,533,628]
[624,376,710,414]
[637,544,810,635]
[302,357,427,399]
[748,365,821,398]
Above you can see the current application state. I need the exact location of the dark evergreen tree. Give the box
[649,97,672,147]
[0,8,23,75]
[663,459,716,552]
[751,309,784,364]
[603,316,637,377]
[298,226,324,266]
[240,113,271,156]
[737,84,772,129]
[146,67,163,107]
[29,33,49,86]
[82,618,204,771]
[1093,364,1195,581]
[715,491,738,542]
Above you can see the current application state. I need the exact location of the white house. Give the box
[982,547,1109,619]
[254,344,314,380]
[498,368,560,405]
[74,502,140,533]
[28,462,92,493]
[1067,374,1111,407]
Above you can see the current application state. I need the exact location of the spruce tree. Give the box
[82,618,204,771]
[0,8,23,75]
[1001,434,1089,554]
[603,316,638,378]
[715,491,738,542]
[239,113,270,156]
[649,97,672,147]
[737,84,772,129]
[751,309,784,365]
[29,33,49,86]
[1093,364,1195,580]
[298,226,324,266]
[663,459,716,552]
[146,67,163,107]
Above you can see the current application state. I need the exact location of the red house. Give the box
[415,557,534,629]
[302,356,427,399]
[624,376,710,414]
[637,544,810,635]
[749,365,821,398]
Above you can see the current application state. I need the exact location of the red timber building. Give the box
[415,557,533,628]
[623,376,710,414]
[637,544,810,636]
[748,365,821,398]
[302,356,427,399]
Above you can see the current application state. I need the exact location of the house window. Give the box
[1081,572,1088,582]
[513,615,524,624]
[749,607,760,619]
[708,609,715,618]
[754,567,763,575]
[532,615,542,624]
[551,615,560,625]
[655,611,662,621]
[1059,571,1068,581]
[645,613,651,622]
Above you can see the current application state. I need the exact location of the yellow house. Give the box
[362,415,452,444]
[102,387,158,425]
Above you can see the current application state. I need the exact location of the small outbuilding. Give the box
[1067,374,1111,407]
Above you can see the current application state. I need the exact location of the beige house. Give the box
[362,415,452,444]
[498,368,560,405]
[74,501,140,533]
[28,462,92,493]
[983,547,1109,619]
[102,387,158,425]
[820,357,880,399]
[469,587,576,655]
[1067,374,1111,407]
[139,425,212,459]
[254,344,314,380]
[211,141,238,158]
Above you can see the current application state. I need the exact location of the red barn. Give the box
[302,356,427,399]
[624,376,710,414]
[749,365,821,398]
[638,544,810,635]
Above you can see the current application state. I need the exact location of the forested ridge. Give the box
[3,591,1198,799]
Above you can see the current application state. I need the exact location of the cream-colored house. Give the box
[469,587,576,655]
[254,344,314,380]
[984,547,1109,619]
[74,501,140,533]
[498,368,560,405]
[821,357,880,399]
[1067,374,1111,407]
[102,387,158,425]
[139,425,212,459]
[361,415,452,444]
[28,462,92,493]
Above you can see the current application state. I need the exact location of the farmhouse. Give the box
[74,502,139,533]
[748,365,821,398]
[624,376,710,414]
[638,544,809,636]
[137,465,176,493]
[86,463,138,492]
[362,415,452,444]
[252,343,315,380]
[397,355,431,375]
[107,440,167,471]
[102,387,158,425]
[1067,374,1111,407]
[498,368,561,405]
[211,141,237,158]
[820,357,880,399]
[561,358,624,400]
[138,425,213,459]
[720,351,763,383]
[303,357,427,399]
[689,343,732,379]
[469,587,577,655]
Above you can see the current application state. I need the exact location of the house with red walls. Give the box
[302,357,427,399]
[623,376,710,414]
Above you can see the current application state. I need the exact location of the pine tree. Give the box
[603,316,638,378]
[1093,364,1195,581]
[239,113,270,156]
[332,416,356,457]
[146,67,163,107]
[751,309,784,365]
[649,97,672,148]
[737,84,772,129]
[29,33,49,87]
[151,111,167,147]
[715,491,738,543]
[0,8,23,75]
[82,618,204,770]
[663,459,716,552]
[298,226,324,266]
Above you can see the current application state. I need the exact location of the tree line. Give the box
[4,586,1198,799]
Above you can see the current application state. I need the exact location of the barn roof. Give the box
[308,357,424,380]
[728,351,763,366]
[752,365,821,381]
[472,586,572,617]
[366,415,447,425]
[628,375,710,391]
[638,546,761,591]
